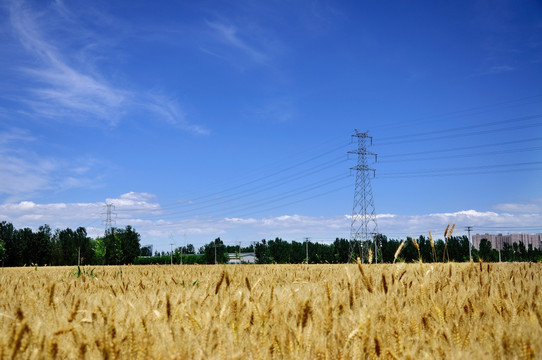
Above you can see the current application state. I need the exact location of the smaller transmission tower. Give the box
[102,203,116,235]
[348,130,378,262]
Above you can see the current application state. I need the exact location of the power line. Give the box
[378,115,542,146]
[380,145,542,164]
[377,160,542,177]
[382,137,542,159]
[370,94,542,131]
[118,113,542,218]
[156,141,351,211]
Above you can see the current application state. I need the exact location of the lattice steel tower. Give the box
[102,203,116,235]
[349,130,378,262]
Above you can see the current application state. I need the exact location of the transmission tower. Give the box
[102,203,116,235]
[348,130,378,263]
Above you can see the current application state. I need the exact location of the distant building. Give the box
[472,233,542,250]
[227,252,256,264]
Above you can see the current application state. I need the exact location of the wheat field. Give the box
[0,263,540,359]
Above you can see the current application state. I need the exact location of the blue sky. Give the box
[1,0,541,251]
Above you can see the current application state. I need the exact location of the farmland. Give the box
[1,263,540,359]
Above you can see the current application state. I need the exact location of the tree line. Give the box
[1,220,541,266]
[0,221,140,266]
[250,235,542,264]
[178,235,542,264]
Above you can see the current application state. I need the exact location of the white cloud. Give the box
[2,192,541,251]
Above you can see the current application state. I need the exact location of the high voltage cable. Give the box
[186,114,540,208]
[124,115,542,215]
[207,175,351,220]
[476,226,542,230]
[110,111,542,229]
[381,137,542,158]
[371,94,542,131]
[379,160,542,175]
[154,113,541,212]
[377,163,542,179]
[128,174,350,222]
[124,113,541,213]
[120,155,348,217]
[378,116,542,146]
[377,167,542,179]
[154,141,351,211]
[379,145,542,164]
[147,183,353,229]
[378,114,542,142]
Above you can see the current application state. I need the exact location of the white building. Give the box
[472,233,542,250]
[227,252,256,264]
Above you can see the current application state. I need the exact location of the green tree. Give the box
[478,238,492,261]
[0,238,5,267]
[203,238,228,264]
[17,228,34,266]
[518,241,527,261]
[35,225,53,265]
[103,229,122,265]
[0,221,19,266]
[93,237,106,264]
[254,240,270,264]
[333,238,350,263]
[501,243,514,262]
[53,227,91,265]
[381,237,400,263]
[115,226,141,264]
[268,238,290,264]
[290,240,305,263]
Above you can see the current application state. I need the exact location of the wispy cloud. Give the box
[205,20,269,65]
[245,97,296,123]
[493,199,542,213]
[0,128,103,202]
[5,0,207,134]
[469,65,515,78]
[144,94,210,135]
[7,0,126,126]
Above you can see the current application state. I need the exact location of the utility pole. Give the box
[304,237,310,264]
[213,239,224,264]
[348,130,378,263]
[170,243,174,265]
[465,226,473,262]
[370,232,380,264]
[181,233,186,265]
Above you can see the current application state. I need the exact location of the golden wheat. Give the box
[0,263,540,359]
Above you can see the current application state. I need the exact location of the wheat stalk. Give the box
[429,230,437,262]
[444,224,450,239]
[412,237,422,263]
[448,223,455,238]
[393,241,405,264]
